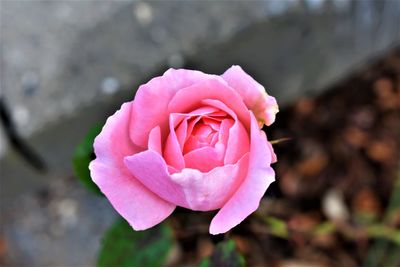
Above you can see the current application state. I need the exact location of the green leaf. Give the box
[98,219,174,267]
[313,222,335,235]
[72,124,103,195]
[264,216,289,238]
[363,168,400,267]
[198,239,246,267]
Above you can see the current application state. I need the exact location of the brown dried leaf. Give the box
[366,141,394,163]
[343,127,368,148]
[296,153,328,177]
[352,187,381,217]
[294,98,315,117]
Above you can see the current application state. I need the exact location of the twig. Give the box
[270,137,292,145]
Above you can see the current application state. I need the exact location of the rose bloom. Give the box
[90,66,278,234]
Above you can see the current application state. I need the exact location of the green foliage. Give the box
[72,124,103,195]
[264,216,288,238]
[198,239,245,267]
[313,222,335,235]
[363,167,400,267]
[98,219,173,267]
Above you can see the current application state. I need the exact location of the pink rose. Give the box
[89,66,278,234]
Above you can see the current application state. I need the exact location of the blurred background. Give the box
[0,0,399,266]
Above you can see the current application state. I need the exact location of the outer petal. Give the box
[221,65,279,126]
[209,111,275,234]
[266,137,278,163]
[130,69,218,147]
[89,102,175,230]
[171,153,249,211]
[124,149,249,212]
[124,150,188,208]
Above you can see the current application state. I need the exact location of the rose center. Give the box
[182,117,221,154]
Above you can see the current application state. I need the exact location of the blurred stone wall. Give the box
[0,1,268,153]
[189,1,400,105]
[1,1,399,155]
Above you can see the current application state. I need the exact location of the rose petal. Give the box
[165,107,223,168]
[130,69,218,147]
[209,111,275,235]
[222,65,279,126]
[148,126,162,155]
[124,150,188,208]
[202,99,250,164]
[202,117,222,131]
[163,113,186,171]
[184,107,220,148]
[184,146,223,172]
[174,117,188,150]
[167,78,250,130]
[216,118,234,158]
[89,102,175,230]
[171,153,249,211]
[267,138,278,163]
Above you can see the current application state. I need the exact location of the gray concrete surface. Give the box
[3,177,116,266]
[0,0,270,150]
[1,0,400,266]
[189,6,400,105]
[1,0,400,155]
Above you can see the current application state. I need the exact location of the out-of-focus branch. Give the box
[0,97,47,172]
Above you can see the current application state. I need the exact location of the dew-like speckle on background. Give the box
[133,2,153,26]
[101,77,120,95]
[12,105,30,127]
[56,198,78,227]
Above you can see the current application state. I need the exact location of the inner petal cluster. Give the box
[184,119,219,152]
[163,106,235,173]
